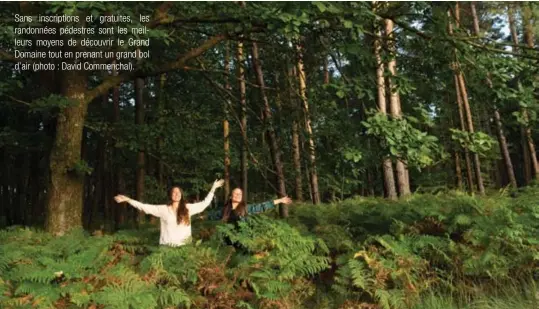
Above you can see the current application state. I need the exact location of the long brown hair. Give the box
[169,186,190,225]
[221,188,246,223]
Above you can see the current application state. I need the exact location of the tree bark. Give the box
[157,73,166,188]
[449,5,485,194]
[384,19,410,197]
[251,41,288,216]
[288,65,304,201]
[456,73,485,195]
[17,153,31,225]
[450,3,476,192]
[44,70,88,235]
[493,109,517,188]
[454,74,475,192]
[237,39,248,200]
[102,92,112,228]
[374,26,397,200]
[454,151,463,189]
[112,60,125,228]
[296,42,321,204]
[88,95,108,229]
[135,76,146,225]
[224,43,231,199]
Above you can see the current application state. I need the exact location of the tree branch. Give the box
[197,68,281,193]
[379,15,539,61]
[85,33,227,103]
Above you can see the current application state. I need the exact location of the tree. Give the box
[296,42,321,204]
[373,23,397,200]
[449,3,485,195]
[251,41,289,215]
[470,3,517,189]
[384,18,411,197]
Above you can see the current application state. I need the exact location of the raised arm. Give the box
[187,179,224,216]
[246,196,292,215]
[114,195,167,218]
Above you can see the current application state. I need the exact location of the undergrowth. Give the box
[1,187,538,308]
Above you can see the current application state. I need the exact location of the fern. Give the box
[157,286,191,308]
[93,280,159,309]
[374,288,391,309]
[3,188,539,308]
[13,282,61,309]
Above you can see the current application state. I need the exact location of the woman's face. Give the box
[231,188,243,203]
[171,187,182,202]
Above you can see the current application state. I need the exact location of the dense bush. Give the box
[1,188,538,308]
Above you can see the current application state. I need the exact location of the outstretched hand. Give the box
[114,195,130,203]
[277,196,293,205]
[212,179,225,190]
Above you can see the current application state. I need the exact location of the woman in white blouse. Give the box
[114,179,224,247]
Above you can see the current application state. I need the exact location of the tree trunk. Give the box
[470,3,517,189]
[45,70,88,236]
[456,73,485,195]
[91,131,105,230]
[523,116,539,181]
[303,142,314,202]
[135,76,146,225]
[88,95,108,230]
[521,4,539,180]
[374,26,397,200]
[2,151,12,225]
[112,60,125,228]
[522,132,532,184]
[384,19,410,197]
[454,151,463,189]
[237,39,249,200]
[288,65,304,201]
[296,42,321,204]
[454,74,475,192]
[17,153,31,225]
[273,72,284,146]
[102,93,111,228]
[157,74,166,188]
[449,5,485,194]
[507,5,532,184]
[494,109,517,188]
[224,43,232,199]
[251,41,288,216]
[366,168,375,196]
[28,151,44,226]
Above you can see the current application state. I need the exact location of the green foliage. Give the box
[2,2,539,308]
[450,129,498,157]
[363,111,446,169]
[0,215,330,308]
[2,190,539,308]
[214,216,330,304]
[288,189,539,308]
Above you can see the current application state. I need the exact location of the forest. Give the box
[0,1,538,308]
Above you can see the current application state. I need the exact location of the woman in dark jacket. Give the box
[220,188,292,225]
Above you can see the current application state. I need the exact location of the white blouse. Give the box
[127,188,215,246]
